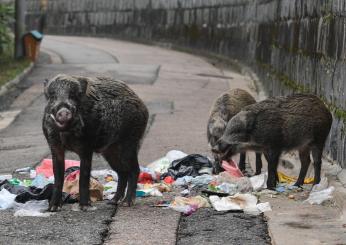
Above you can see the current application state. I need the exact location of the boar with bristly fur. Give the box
[212,94,332,189]
[42,74,148,211]
[207,88,262,174]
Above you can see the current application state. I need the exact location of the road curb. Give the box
[0,62,34,98]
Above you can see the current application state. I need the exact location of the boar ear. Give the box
[73,76,98,99]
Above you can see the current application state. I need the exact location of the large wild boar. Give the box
[42,74,148,211]
[212,94,332,189]
[207,88,262,174]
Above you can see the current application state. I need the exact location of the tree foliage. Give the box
[0,3,14,57]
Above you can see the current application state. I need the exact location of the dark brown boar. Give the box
[212,94,332,189]
[207,88,262,174]
[42,74,148,211]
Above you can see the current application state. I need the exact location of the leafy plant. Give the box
[0,3,14,59]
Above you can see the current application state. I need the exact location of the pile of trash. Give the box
[0,150,336,217]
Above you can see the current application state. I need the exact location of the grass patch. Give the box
[0,56,31,88]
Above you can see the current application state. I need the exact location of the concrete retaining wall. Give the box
[26,0,346,168]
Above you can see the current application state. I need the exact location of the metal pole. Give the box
[15,0,26,59]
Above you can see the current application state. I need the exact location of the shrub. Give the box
[0,3,14,59]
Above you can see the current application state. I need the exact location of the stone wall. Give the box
[26,0,346,168]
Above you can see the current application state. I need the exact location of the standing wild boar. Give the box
[42,74,148,211]
[207,88,262,174]
[212,94,332,189]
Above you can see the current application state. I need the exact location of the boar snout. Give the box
[50,103,76,129]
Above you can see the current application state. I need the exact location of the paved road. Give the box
[0,36,269,244]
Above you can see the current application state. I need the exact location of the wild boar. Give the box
[207,88,262,174]
[42,74,148,211]
[212,94,332,189]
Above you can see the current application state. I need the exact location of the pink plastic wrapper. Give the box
[221,160,244,178]
[36,159,80,178]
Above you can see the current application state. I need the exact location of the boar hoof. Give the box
[80,205,90,212]
[48,205,61,212]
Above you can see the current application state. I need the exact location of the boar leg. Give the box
[311,146,323,185]
[120,143,140,207]
[102,146,128,205]
[264,150,280,190]
[79,150,93,210]
[294,147,311,187]
[238,153,246,172]
[113,171,128,204]
[124,163,140,207]
[48,147,65,212]
[255,152,262,175]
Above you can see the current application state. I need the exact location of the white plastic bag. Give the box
[165,150,187,163]
[13,200,51,217]
[0,189,16,210]
[249,172,267,191]
[305,186,335,205]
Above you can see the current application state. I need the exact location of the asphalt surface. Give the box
[177,209,271,245]
[0,36,270,244]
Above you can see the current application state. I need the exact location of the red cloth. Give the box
[36,159,80,178]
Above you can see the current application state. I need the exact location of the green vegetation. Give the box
[0,57,30,87]
[0,3,14,56]
[0,3,30,88]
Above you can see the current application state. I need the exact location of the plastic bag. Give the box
[217,183,238,195]
[221,160,243,178]
[165,150,187,163]
[36,159,80,178]
[173,176,194,186]
[32,175,51,188]
[0,175,12,182]
[14,200,51,217]
[169,204,198,215]
[249,173,267,191]
[305,186,335,205]
[161,154,213,179]
[190,175,215,187]
[210,193,258,212]
[147,157,170,174]
[91,169,118,184]
[0,189,16,210]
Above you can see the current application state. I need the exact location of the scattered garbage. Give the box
[161,154,213,180]
[0,189,16,210]
[36,159,80,178]
[278,171,314,184]
[169,196,210,215]
[14,167,31,174]
[147,150,187,174]
[15,184,54,203]
[0,151,336,218]
[32,174,52,188]
[63,170,103,202]
[304,177,334,205]
[249,173,267,191]
[91,169,118,183]
[0,174,12,181]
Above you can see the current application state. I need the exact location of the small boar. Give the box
[207,88,262,174]
[42,74,148,211]
[212,94,332,189]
